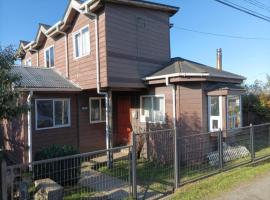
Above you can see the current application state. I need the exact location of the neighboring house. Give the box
[3,0,245,164]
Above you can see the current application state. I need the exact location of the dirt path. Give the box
[214,173,270,200]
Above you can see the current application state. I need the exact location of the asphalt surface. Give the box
[214,173,270,200]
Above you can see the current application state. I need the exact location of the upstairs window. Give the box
[73,26,90,59]
[140,95,165,123]
[89,97,105,123]
[44,46,55,68]
[26,58,31,66]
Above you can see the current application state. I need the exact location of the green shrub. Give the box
[34,145,81,186]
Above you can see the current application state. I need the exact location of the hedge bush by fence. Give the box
[34,145,81,186]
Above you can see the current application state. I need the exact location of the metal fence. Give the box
[2,146,132,200]
[2,123,270,200]
[178,123,270,185]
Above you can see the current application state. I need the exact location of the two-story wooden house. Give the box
[4,0,245,164]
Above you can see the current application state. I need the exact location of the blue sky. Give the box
[0,0,269,83]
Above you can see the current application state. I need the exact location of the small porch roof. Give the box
[11,65,81,92]
[205,83,246,96]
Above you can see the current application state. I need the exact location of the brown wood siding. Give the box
[22,51,38,66]
[105,3,171,88]
[177,83,205,136]
[2,93,28,164]
[130,86,173,132]
[78,91,106,152]
[32,91,106,154]
[31,93,79,158]
[67,11,108,89]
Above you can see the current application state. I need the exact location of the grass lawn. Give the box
[63,188,95,200]
[171,158,270,200]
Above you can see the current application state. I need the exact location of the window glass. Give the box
[210,96,219,116]
[90,98,106,123]
[45,46,54,68]
[153,97,164,122]
[141,96,165,123]
[54,100,69,126]
[75,33,81,57]
[101,98,106,121]
[26,59,31,66]
[50,47,54,67]
[45,50,50,68]
[37,100,53,129]
[91,99,100,121]
[228,96,241,129]
[74,27,90,58]
[142,97,152,121]
[81,27,90,55]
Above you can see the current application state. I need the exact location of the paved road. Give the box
[214,173,270,200]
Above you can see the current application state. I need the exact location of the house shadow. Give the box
[1,115,27,164]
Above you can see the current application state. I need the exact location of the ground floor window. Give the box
[89,97,105,123]
[227,95,242,129]
[208,96,222,132]
[35,99,70,130]
[140,95,165,123]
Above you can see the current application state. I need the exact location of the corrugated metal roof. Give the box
[148,57,246,80]
[11,65,81,91]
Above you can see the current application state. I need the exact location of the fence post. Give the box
[268,125,270,147]
[132,133,137,199]
[218,129,224,170]
[250,124,255,162]
[174,128,179,189]
[1,159,7,200]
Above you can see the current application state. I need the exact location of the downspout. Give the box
[57,27,69,78]
[83,5,112,166]
[27,91,33,164]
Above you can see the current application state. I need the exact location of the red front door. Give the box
[116,96,132,145]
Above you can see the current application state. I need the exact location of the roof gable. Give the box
[18,0,179,57]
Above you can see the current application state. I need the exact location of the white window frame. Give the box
[140,95,166,123]
[227,95,242,130]
[73,25,90,59]
[89,97,106,124]
[26,58,32,66]
[35,98,71,130]
[208,96,223,132]
[44,45,55,68]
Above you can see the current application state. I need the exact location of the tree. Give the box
[243,75,270,124]
[0,45,28,148]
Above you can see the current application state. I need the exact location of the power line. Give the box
[213,0,270,22]
[242,0,270,13]
[173,26,270,40]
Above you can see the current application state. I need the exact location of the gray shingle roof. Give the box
[148,57,246,80]
[11,65,81,91]
[205,83,245,91]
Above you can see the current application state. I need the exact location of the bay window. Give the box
[35,99,70,130]
[140,95,165,123]
[227,95,242,129]
[208,95,242,132]
[89,97,105,123]
[73,26,90,58]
